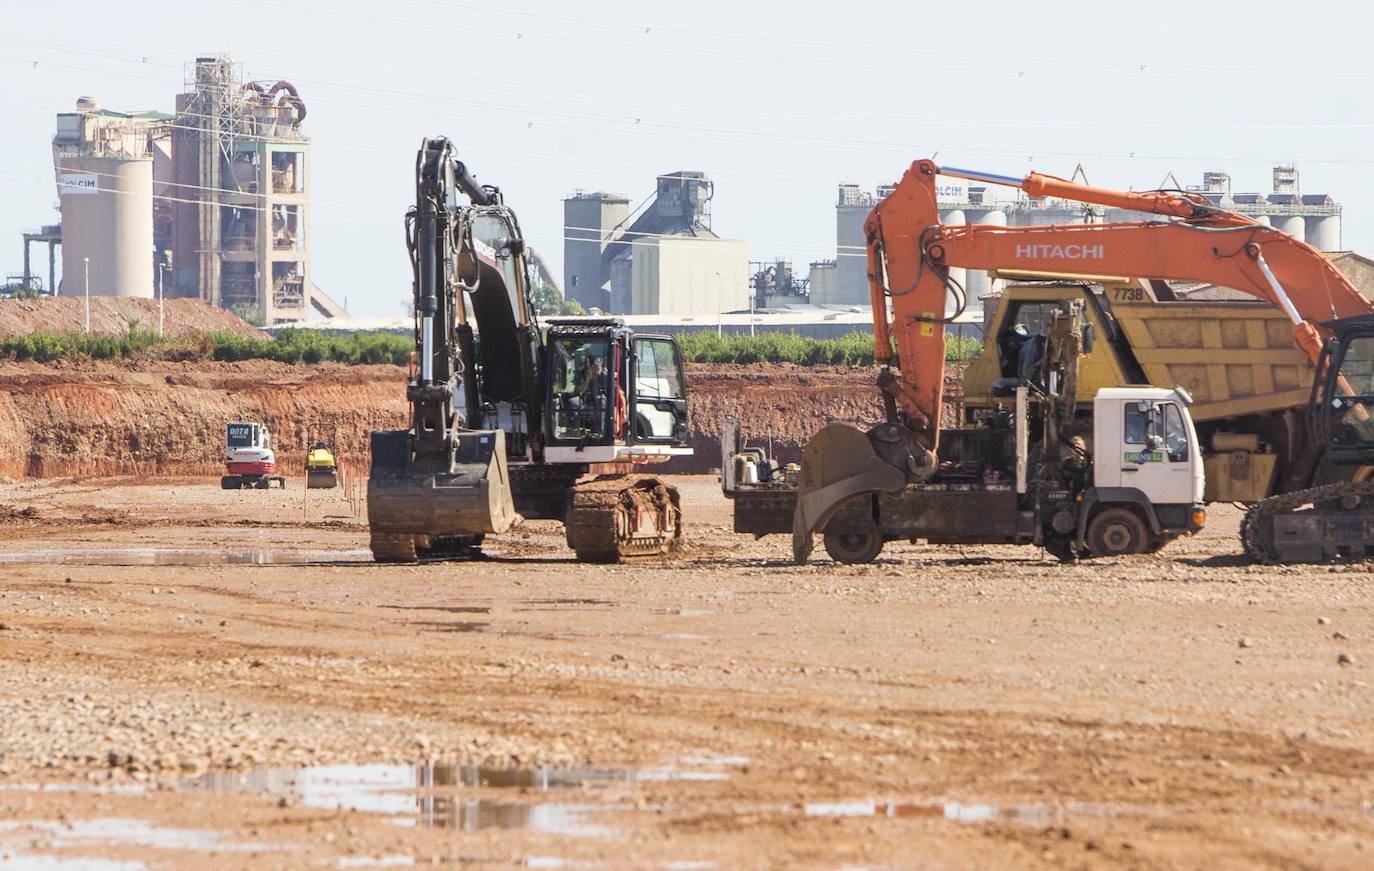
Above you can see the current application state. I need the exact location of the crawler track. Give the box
[565,475,682,562]
[1241,480,1374,563]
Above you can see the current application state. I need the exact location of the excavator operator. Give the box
[577,356,606,401]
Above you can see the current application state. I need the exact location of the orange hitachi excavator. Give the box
[726,159,1374,564]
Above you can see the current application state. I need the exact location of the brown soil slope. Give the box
[0,360,406,478]
[0,360,953,477]
[0,298,264,338]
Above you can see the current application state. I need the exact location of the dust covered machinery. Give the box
[222,422,285,490]
[305,423,339,489]
[366,138,692,562]
[725,300,1206,563]
[731,158,1374,565]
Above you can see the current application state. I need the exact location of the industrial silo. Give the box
[52,98,155,298]
[1275,214,1306,243]
[963,209,1007,302]
[942,209,968,296]
[1306,215,1341,251]
[57,155,155,297]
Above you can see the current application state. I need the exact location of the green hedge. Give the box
[0,326,166,363]
[675,331,981,365]
[205,329,412,365]
[0,327,981,367]
[0,328,414,366]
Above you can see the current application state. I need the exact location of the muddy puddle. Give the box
[0,547,373,566]
[0,817,275,869]
[803,797,1163,827]
[183,760,737,834]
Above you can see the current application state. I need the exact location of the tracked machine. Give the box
[728,158,1374,564]
[367,138,692,563]
[222,422,286,490]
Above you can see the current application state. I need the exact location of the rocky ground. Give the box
[0,475,1370,869]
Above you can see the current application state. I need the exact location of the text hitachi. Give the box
[1015,243,1105,260]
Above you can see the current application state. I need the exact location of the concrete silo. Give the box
[964,209,1007,303]
[835,184,877,305]
[942,209,968,296]
[52,99,156,297]
[563,191,629,311]
[1276,214,1307,243]
[1307,215,1341,252]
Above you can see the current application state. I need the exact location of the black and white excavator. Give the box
[367,138,692,562]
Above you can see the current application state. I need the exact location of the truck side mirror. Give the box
[1137,433,1163,463]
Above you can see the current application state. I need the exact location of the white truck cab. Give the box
[1094,387,1204,503]
[1075,386,1206,555]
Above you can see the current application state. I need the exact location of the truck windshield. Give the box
[227,423,256,448]
[549,337,612,442]
[1163,403,1188,462]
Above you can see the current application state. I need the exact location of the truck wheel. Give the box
[1086,508,1149,557]
[823,522,884,564]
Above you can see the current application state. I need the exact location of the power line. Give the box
[381,0,1374,79]
[8,47,1374,175]
[235,0,1374,84]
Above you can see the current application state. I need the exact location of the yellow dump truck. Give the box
[964,274,1321,503]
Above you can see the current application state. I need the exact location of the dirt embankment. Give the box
[0,298,265,338]
[0,360,407,478]
[0,359,962,477]
[682,363,965,468]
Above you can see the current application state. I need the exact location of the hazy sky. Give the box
[2,0,1372,317]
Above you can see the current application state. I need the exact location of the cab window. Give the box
[549,337,611,442]
[632,337,684,441]
[634,339,684,401]
[227,423,256,448]
[1163,403,1188,462]
[1123,403,1160,446]
[1327,335,1374,450]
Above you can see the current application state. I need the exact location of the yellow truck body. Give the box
[964,278,1315,502]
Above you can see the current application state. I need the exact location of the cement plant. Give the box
[1,11,1373,871]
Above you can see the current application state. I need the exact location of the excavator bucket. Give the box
[791,423,908,563]
[366,429,518,562]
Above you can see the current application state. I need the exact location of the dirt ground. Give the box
[0,298,265,339]
[0,475,1371,869]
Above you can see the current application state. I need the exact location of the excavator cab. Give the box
[543,319,689,450]
[1313,315,1374,467]
[548,333,616,444]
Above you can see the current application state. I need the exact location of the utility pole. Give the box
[158,263,166,338]
[83,257,90,334]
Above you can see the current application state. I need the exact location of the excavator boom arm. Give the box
[869,159,1371,449]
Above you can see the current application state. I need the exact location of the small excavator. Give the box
[734,159,1374,564]
[222,422,286,490]
[366,138,692,562]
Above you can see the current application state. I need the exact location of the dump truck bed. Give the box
[1109,299,1309,423]
[966,284,1311,424]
